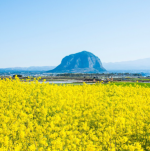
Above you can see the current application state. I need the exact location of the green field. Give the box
[126,78,150,82]
[109,81,150,88]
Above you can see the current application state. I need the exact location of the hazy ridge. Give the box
[103,58,150,70]
[0,66,55,72]
[0,58,150,73]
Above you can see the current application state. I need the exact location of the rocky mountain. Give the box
[103,58,150,70]
[48,51,106,73]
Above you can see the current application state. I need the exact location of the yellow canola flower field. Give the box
[0,77,150,151]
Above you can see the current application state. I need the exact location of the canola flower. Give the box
[0,77,150,150]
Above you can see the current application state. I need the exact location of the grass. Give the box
[109,81,150,88]
[126,78,150,82]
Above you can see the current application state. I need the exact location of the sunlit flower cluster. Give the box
[0,77,150,150]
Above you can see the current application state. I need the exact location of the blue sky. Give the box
[0,0,150,68]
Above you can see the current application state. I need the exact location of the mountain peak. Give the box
[48,51,106,73]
